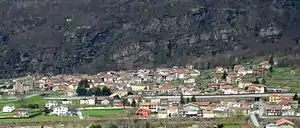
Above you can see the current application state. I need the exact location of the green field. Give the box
[224,125,241,128]
[81,109,131,118]
[0,95,45,108]
[265,67,300,92]
[0,115,79,123]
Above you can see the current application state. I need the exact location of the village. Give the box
[0,59,299,128]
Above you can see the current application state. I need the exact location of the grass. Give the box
[265,67,300,92]
[0,95,45,108]
[224,125,241,128]
[0,115,79,123]
[81,109,130,118]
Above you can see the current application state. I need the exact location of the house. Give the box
[165,106,179,117]
[246,84,266,93]
[135,108,150,117]
[101,99,110,106]
[234,65,245,72]
[45,101,58,109]
[157,108,168,118]
[276,118,295,128]
[157,85,176,94]
[215,66,225,74]
[14,108,29,118]
[112,99,122,107]
[184,78,196,84]
[253,68,268,76]
[80,98,96,105]
[131,85,148,91]
[139,102,159,113]
[269,94,282,103]
[260,61,271,69]
[2,104,15,113]
[52,105,69,116]
[159,98,169,106]
[202,108,214,118]
[264,103,295,116]
[181,103,202,117]
[62,99,72,105]
[232,102,252,115]
[265,123,278,128]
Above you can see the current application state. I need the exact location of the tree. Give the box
[122,98,128,108]
[102,86,112,96]
[88,87,97,96]
[145,122,151,128]
[76,87,88,96]
[89,124,102,128]
[77,79,90,96]
[293,93,298,100]
[191,95,196,102]
[186,98,190,103]
[269,66,273,73]
[78,79,90,88]
[180,94,185,104]
[127,91,134,95]
[131,99,137,107]
[217,124,224,128]
[222,71,228,80]
[95,87,103,96]
[269,55,274,65]
[109,124,118,128]
[113,95,120,99]
[261,78,267,85]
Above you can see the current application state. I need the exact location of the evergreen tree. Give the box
[261,78,267,85]
[145,122,151,128]
[109,124,118,128]
[186,98,190,103]
[76,79,90,96]
[113,95,120,99]
[293,93,298,100]
[269,66,273,73]
[191,95,196,102]
[95,87,102,96]
[222,71,228,80]
[89,124,102,128]
[180,94,185,104]
[76,87,88,96]
[78,79,90,88]
[131,99,137,107]
[122,98,128,108]
[127,91,134,95]
[269,55,274,65]
[102,86,112,96]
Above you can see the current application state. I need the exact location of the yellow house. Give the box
[269,94,281,103]
[131,85,148,91]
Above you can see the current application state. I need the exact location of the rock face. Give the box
[0,0,300,78]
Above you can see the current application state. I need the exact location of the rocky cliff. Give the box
[0,0,300,78]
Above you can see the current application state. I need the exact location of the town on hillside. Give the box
[0,60,300,128]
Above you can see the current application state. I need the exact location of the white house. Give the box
[184,78,196,84]
[62,99,72,105]
[79,98,95,105]
[45,101,58,109]
[101,99,110,106]
[51,105,69,116]
[2,104,15,113]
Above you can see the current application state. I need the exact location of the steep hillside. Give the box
[0,0,300,78]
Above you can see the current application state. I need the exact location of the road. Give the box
[43,92,295,100]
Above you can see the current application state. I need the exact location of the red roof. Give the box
[276,118,294,126]
[159,85,175,90]
[191,102,211,106]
